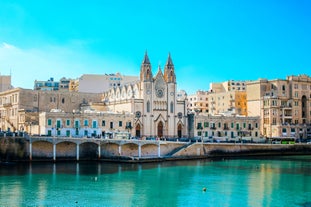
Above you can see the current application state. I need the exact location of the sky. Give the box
[0,0,310,94]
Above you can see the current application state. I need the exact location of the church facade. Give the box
[102,52,188,138]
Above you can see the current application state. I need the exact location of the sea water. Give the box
[1,156,311,207]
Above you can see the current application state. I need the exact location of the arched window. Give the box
[62,98,65,104]
[170,101,174,113]
[147,101,150,113]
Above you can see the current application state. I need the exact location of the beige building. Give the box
[208,91,247,116]
[39,111,134,139]
[210,80,247,93]
[0,88,101,133]
[0,75,12,92]
[193,114,261,142]
[69,73,139,93]
[187,90,209,113]
[102,52,188,138]
[247,75,311,139]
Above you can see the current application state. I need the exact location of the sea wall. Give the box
[174,143,311,157]
[1,137,311,162]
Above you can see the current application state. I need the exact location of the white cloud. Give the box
[0,42,138,89]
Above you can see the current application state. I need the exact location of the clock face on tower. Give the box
[156,89,164,98]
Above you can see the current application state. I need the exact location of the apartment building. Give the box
[69,73,139,93]
[247,75,311,139]
[0,88,101,134]
[0,75,12,92]
[208,90,247,116]
[39,111,134,139]
[192,114,261,142]
[210,80,247,93]
[187,90,209,113]
[34,77,72,91]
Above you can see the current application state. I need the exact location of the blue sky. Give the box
[0,0,310,94]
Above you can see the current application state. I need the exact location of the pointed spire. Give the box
[165,52,174,66]
[164,52,175,83]
[142,50,150,64]
[140,51,152,82]
[157,64,161,72]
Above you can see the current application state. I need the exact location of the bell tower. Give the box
[140,51,153,82]
[164,53,175,83]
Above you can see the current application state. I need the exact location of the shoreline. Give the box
[1,137,311,163]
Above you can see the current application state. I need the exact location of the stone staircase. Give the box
[166,142,195,157]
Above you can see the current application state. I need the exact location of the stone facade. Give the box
[187,90,209,113]
[247,75,311,139]
[193,114,261,142]
[0,88,101,133]
[69,73,139,93]
[0,75,12,92]
[102,52,188,138]
[39,111,134,139]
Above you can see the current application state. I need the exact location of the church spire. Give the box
[140,51,152,82]
[164,52,175,83]
[142,50,150,64]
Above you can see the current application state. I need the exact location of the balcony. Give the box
[3,103,12,107]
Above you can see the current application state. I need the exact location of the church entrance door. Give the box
[157,121,163,138]
[135,124,141,138]
[177,124,182,138]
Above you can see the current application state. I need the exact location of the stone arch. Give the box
[177,123,182,138]
[157,121,164,138]
[147,100,151,113]
[135,124,141,137]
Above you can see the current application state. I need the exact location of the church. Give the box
[102,52,188,138]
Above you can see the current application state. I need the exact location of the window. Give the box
[47,119,52,126]
[197,122,202,129]
[204,122,209,127]
[110,122,113,129]
[236,123,240,130]
[218,122,221,128]
[170,102,174,113]
[66,120,70,126]
[92,120,97,128]
[84,119,88,126]
[119,121,122,127]
[243,123,246,128]
[102,120,106,126]
[255,123,258,128]
[62,98,65,104]
[147,101,150,113]
[56,120,61,129]
[75,120,80,128]
[231,123,234,128]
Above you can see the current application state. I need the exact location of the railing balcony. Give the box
[3,103,12,107]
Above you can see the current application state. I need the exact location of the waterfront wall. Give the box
[1,137,311,162]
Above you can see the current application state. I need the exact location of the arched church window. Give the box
[170,101,174,113]
[147,101,150,113]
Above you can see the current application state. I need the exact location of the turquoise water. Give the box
[1,156,311,207]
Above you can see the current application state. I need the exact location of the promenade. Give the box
[1,135,311,162]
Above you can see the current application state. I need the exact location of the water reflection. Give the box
[0,157,311,207]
